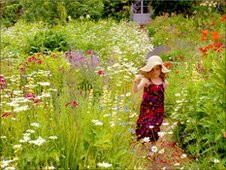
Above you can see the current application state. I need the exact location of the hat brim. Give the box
[140,62,170,73]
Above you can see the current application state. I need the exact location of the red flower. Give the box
[220,15,226,22]
[98,69,104,75]
[202,29,208,36]
[87,50,94,55]
[65,100,79,108]
[20,68,26,72]
[178,55,184,61]
[212,32,220,41]
[25,93,35,100]
[37,59,42,64]
[2,112,11,117]
[163,61,173,69]
[28,56,36,62]
[199,47,207,55]
[0,75,6,90]
[34,99,41,105]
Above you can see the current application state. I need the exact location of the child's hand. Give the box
[134,74,143,84]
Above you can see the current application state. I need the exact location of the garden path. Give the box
[132,119,192,170]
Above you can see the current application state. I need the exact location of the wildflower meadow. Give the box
[1,1,226,170]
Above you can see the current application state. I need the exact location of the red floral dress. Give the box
[136,79,165,142]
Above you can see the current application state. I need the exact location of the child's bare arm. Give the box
[133,75,148,93]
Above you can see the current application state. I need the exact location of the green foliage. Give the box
[150,0,195,18]
[65,0,104,20]
[102,0,131,21]
[1,2,23,27]
[26,30,69,54]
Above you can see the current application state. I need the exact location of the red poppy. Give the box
[211,21,216,26]
[163,61,173,69]
[220,15,226,22]
[202,29,208,36]
[212,32,220,41]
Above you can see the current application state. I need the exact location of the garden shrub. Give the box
[149,0,195,18]
[26,30,69,54]
[1,2,23,27]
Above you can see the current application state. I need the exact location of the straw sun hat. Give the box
[140,55,170,73]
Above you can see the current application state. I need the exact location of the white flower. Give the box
[97,162,112,168]
[213,158,220,164]
[158,148,165,154]
[4,166,16,170]
[30,122,40,128]
[125,92,131,97]
[168,131,173,135]
[13,144,22,150]
[142,137,150,143]
[103,114,111,117]
[38,82,50,86]
[150,146,158,153]
[181,154,187,159]
[43,166,56,169]
[49,136,58,140]
[0,160,13,168]
[92,120,103,126]
[162,122,169,126]
[175,93,180,97]
[158,132,166,138]
[129,112,137,118]
[29,136,46,146]
[26,129,35,133]
[13,105,29,112]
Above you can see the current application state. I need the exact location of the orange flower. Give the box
[201,35,207,41]
[211,21,216,26]
[163,61,173,69]
[202,29,208,36]
[220,15,226,22]
[212,31,220,41]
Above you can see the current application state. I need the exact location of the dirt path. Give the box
[131,119,192,170]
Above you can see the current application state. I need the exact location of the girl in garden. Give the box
[133,55,170,158]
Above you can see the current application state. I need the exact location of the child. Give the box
[133,55,170,157]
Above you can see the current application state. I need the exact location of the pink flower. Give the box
[20,68,26,72]
[25,93,35,100]
[28,56,36,62]
[37,59,42,64]
[87,50,94,55]
[98,69,104,75]
[0,75,6,90]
